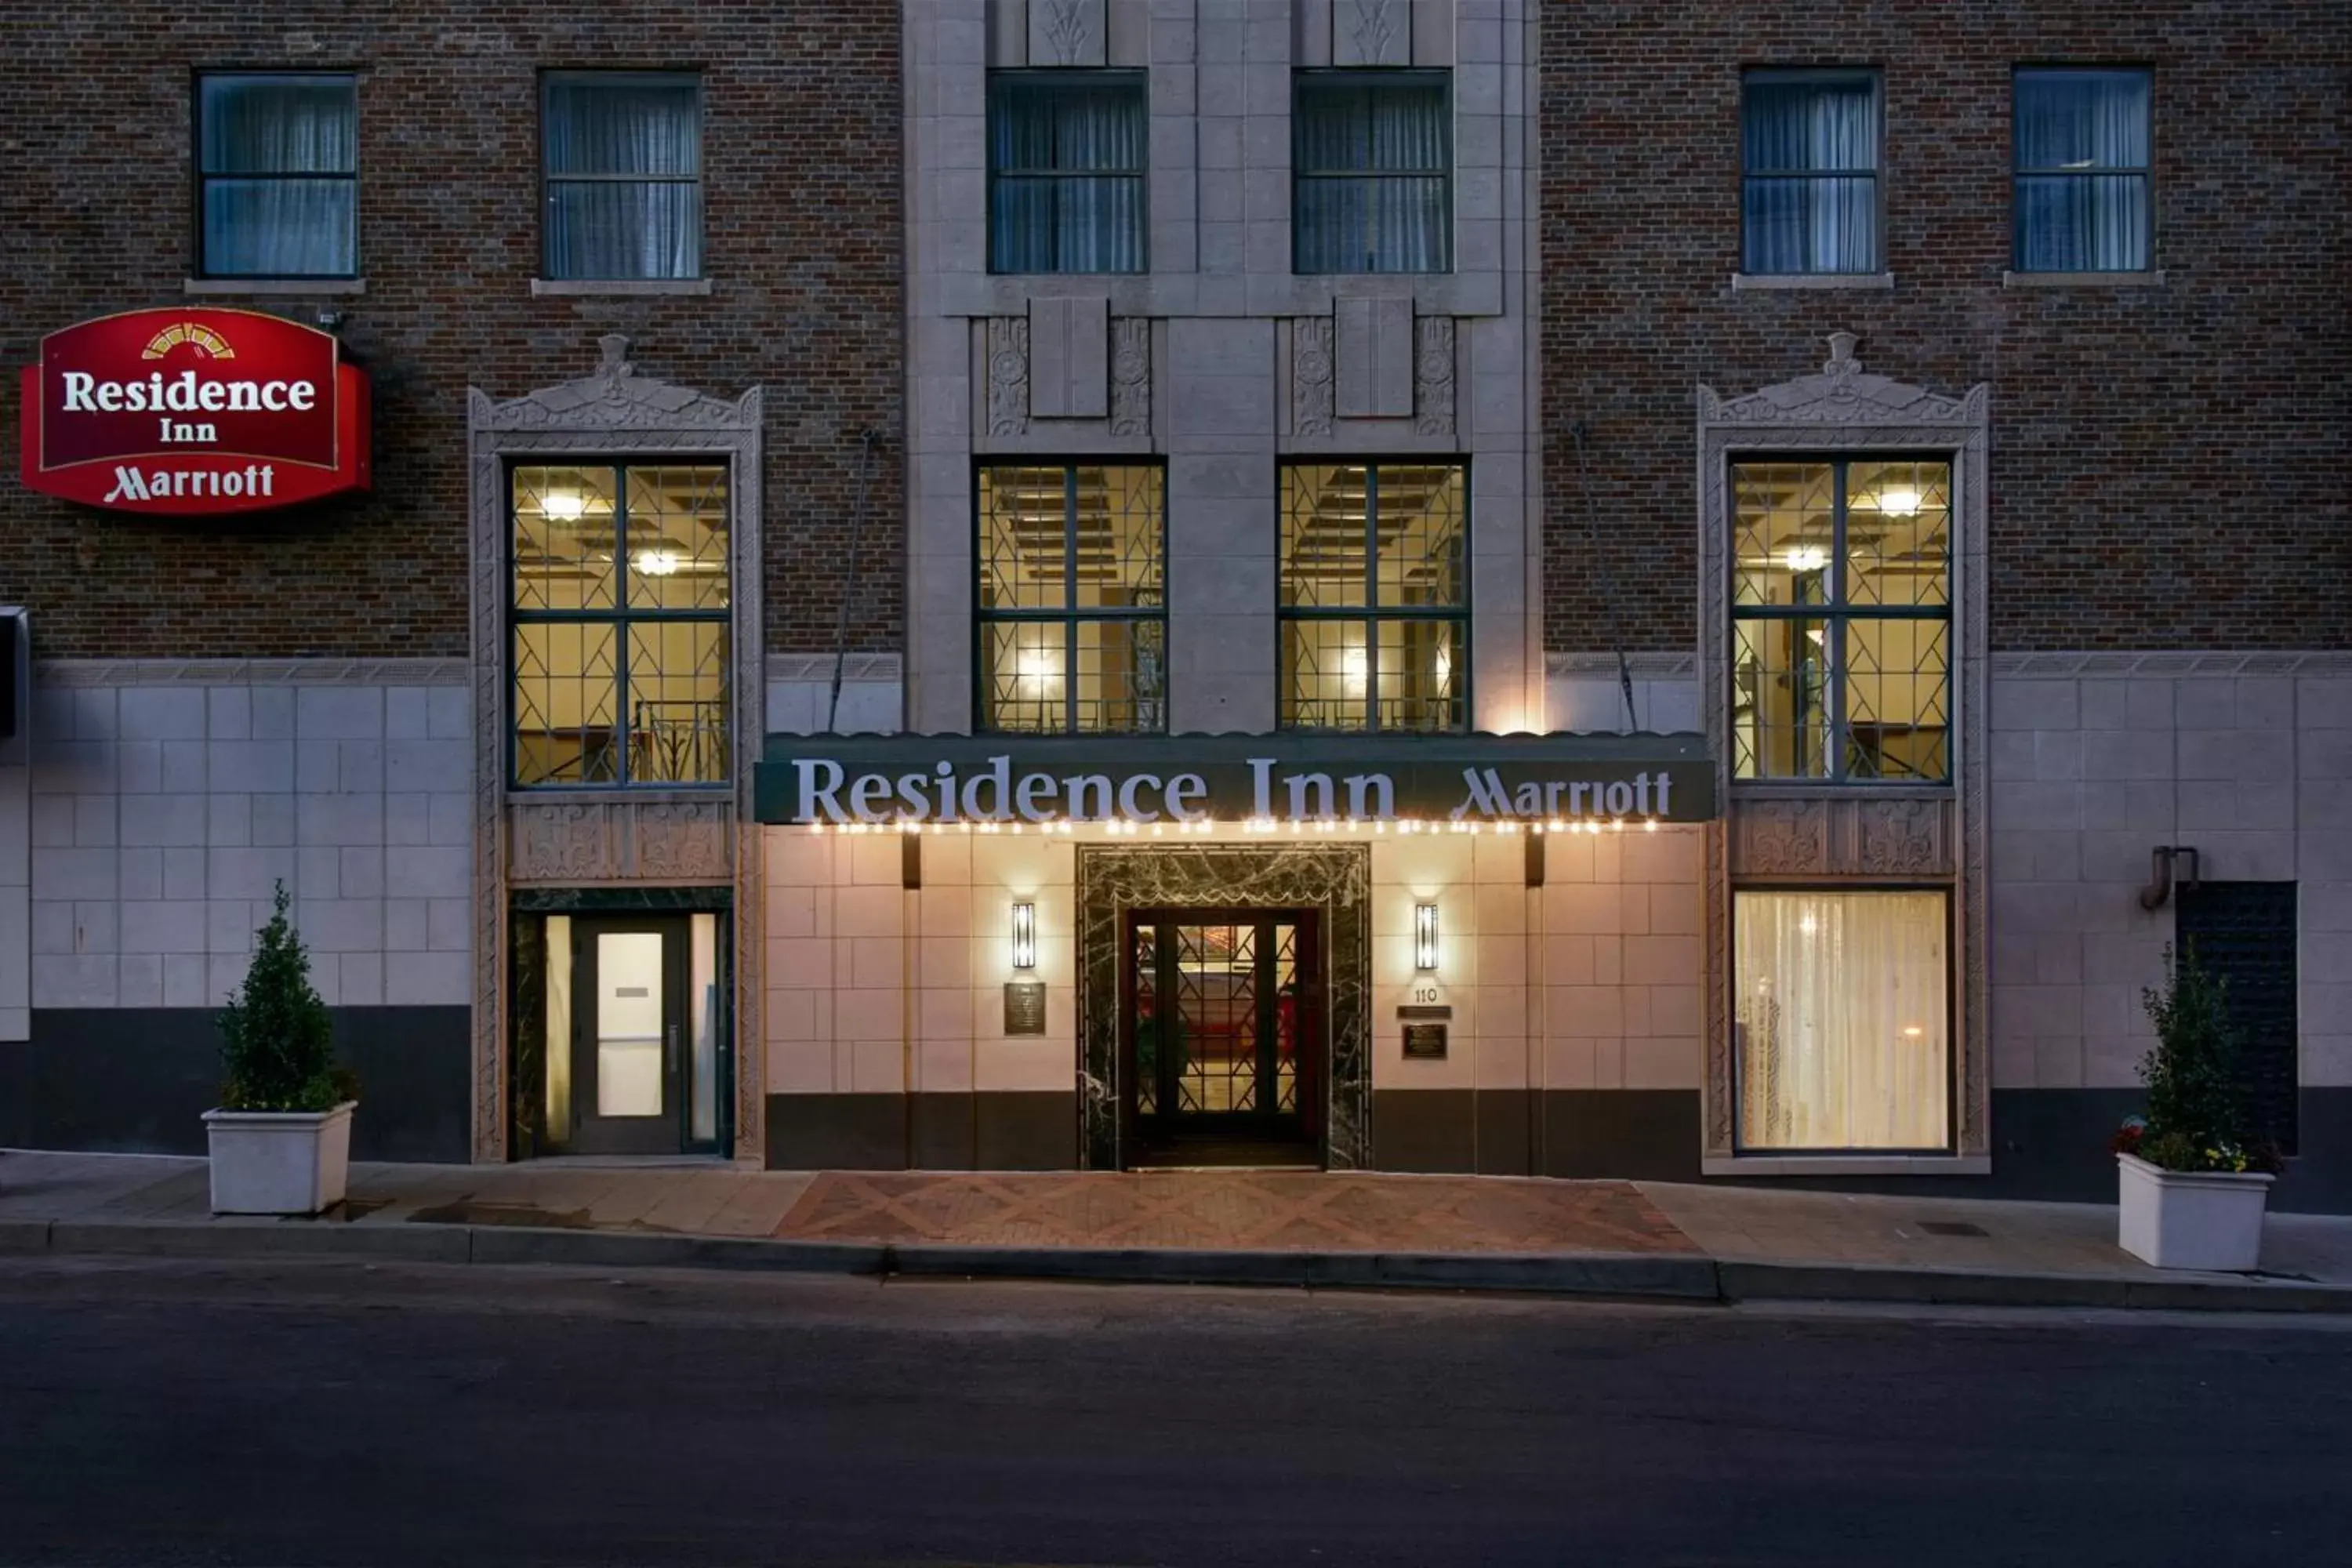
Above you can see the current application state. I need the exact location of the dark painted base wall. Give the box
[0,1008,472,1163]
[766,1093,1077,1171]
[1370,1088,2352,1214]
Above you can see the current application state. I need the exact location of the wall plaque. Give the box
[1402,1022,1449,1060]
[1003,981,1047,1036]
[1397,1004,1452,1021]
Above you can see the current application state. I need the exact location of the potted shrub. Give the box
[202,884,361,1215]
[2112,943,2280,1271]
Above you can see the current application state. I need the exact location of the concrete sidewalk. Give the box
[5,1147,2352,1313]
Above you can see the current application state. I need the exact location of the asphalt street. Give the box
[0,1257,2343,1567]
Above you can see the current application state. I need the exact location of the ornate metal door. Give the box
[1124,909,1322,1162]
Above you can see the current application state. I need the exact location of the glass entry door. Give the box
[567,915,696,1156]
[1123,909,1323,1165]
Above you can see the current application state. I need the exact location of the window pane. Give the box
[1732,618,1831,779]
[2014,173,2149,271]
[1375,464,1465,608]
[1736,891,1949,1151]
[514,622,620,786]
[545,78,701,176]
[1075,618,1167,733]
[1073,466,1165,609]
[201,180,356,277]
[1743,78,1878,175]
[2015,69,2150,172]
[1294,77,1450,273]
[625,466,731,611]
[982,622,1069,733]
[546,180,701,279]
[989,76,1146,273]
[1742,75,1878,273]
[200,76,356,174]
[1742,176,1878,273]
[1283,466,1371,608]
[981,466,1076,610]
[1376,619,1464,734]
[1845,460,1951,608]
[1281,619,1371,731]
[626,622,728,784]
[514,466,621,612]
[1732,463,1835,608]
[1846,619,1950,782]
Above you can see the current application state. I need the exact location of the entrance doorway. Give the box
[560,914,725,1156]
[1123,909,1323,1167]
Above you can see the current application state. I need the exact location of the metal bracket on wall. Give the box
[2138,845,2202,910]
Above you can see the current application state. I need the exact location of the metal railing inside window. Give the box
[1293,72,1452,274]
[542,72,703,281]
[1740,71,1881,274]
[988,72,1148,274]
[1279,463,1468,733]
[510,462,731,786]
[2013,67,2153,272]
[977,465,1167,733]
[196,74,359,278]
[1730,458,1951,782]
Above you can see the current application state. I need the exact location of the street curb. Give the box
[7,1215,2351,1314]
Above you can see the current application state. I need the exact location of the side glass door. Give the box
[570,916,689,1155]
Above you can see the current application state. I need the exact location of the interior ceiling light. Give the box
[541,492,586,522]
[1783,546,1828,573]
[634,550,682,577]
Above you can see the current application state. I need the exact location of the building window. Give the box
[1293,72,1451,274]
[2013,67,2152,272]
[1730,459,1950,782]
[1735,890,1950,1152]
[1741,70,1880,274]
[978,465,1167,733]
[510,463,731,786]
[196,74,358,278]
[1280,463,1466,732]
[542,73,702,281]
[988,72,1147,274]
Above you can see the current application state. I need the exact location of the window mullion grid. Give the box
[612,468,634,785]
[1363,466,1381,732]
[1064,466,1080,735]
[1828,462,1849,782]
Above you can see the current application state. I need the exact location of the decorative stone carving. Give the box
[1857,799,1944,876]
[512,803,616,882]
[1414,315,1456,437]
[1733,800,1829,876]
[1109,317,1151,437]
[986,316,1030,437]
[1292,316,1335,437]
[1697,332,1989,429]
[473,334,762,435]
[1032,0,1100,67]
[631,800,732,881]
[1337,0,1404,66]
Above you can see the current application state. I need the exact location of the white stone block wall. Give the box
[1987,661,2352,1094]
[22,667,473,1014]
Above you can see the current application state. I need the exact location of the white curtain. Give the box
[545,79,702,280]
[1735,891,1948,1150]
[200,77,357,277]
[2015,71,2151,271]
[1743,78,1879,274]
[990,80,1145,274]
[1294,80,1449,274]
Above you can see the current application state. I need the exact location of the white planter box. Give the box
[2116,1151,2273,1271]
[202,1102,358,1216]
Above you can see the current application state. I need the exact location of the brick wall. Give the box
[1541,2,2350,653]
[0,2,902,659]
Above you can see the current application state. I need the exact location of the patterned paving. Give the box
[773,1171,1699,1256]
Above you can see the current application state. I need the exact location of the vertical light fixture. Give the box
[1011,901,1037,971]
[1414,902,1439,971]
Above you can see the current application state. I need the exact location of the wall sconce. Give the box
[1414,902,1439,971]
[1011,902,1037,971]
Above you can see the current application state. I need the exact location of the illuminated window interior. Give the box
[978,464,1167,734]
[511,463,730,786]
[1730,458,1950,782]
[1279,462,1465,732]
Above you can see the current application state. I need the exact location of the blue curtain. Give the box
[2015,71,2151,271]
[1294,79,1449,274]
[990,79,1146,274]
[199,77,357,277]
[1743,78,1879,274]
[544,78,702,280]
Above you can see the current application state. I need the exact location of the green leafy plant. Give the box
[216,883,359,1113]
[2120,943,2279,1175]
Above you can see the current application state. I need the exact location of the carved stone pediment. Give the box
[1697,332,1986,428]
[470,334,763,434]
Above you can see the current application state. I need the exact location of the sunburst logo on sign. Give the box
[140,322,236,361]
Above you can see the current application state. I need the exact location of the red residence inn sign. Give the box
[19,307,370,514]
